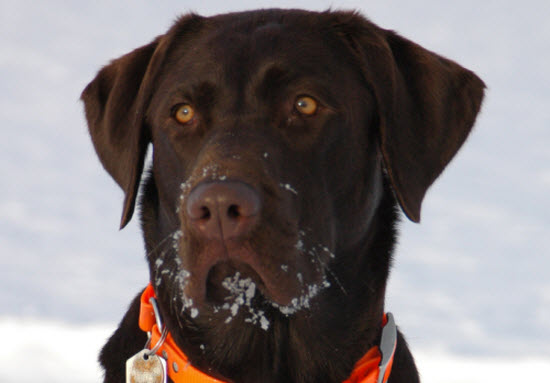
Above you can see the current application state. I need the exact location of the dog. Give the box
[82,9,484,383]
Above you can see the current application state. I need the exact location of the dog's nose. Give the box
[186,181,261,240]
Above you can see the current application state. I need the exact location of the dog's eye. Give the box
[295,96,318,116]
[173,104,195,124]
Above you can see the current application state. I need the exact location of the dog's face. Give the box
[82,9,484,380]
[144,15,383,323]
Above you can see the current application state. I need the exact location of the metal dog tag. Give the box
[126,349,167,383]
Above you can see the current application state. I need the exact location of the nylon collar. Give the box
[138,283,396,383]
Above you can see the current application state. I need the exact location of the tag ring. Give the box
[147,327,168,357]
[146,296,168,357]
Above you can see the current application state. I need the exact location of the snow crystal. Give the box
[279,183,298,195]
[172,230,183,251]
[201,164,220,178]
[260,316,270,331]
[321,245,336,259]
[272,278,331,316]
[245,282,256,300]
[180,181,191,193]
[231,303,239,316]
[215,272,271,330]
[172,267,197,318]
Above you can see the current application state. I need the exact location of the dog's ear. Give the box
[81,40,157,229]
[81,14,203,228]
[333,12,485,222]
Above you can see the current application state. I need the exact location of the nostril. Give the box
[200,206,211,220]
[227,204,240,219]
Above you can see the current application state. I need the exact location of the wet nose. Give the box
[185,181,261,240]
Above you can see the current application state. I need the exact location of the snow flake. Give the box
[279,183,298,195]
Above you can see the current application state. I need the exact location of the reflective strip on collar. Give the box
[377,313,397,383]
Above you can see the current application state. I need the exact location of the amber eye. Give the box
[295,96,318,116]
[173,104,195,124]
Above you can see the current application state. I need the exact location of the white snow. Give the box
[279,183,298,195]
[174,268,195,316]
[0,317,111,383]
[272,279,331,316]
[414,350,550,383]
[215,272,271,330]
[172,230,183,251]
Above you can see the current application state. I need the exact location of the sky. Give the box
[1,0,549,381]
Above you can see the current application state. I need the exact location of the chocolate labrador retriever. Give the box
[82,9,484,383]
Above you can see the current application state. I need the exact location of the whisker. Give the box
[146,230,180,259]
[172,295,186,329]
[160,203,179,227]
[314,252,348,296]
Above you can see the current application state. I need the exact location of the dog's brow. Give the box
[171,81,216,101]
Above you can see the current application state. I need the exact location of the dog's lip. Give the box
[186,241,305,307]
[196,259,302,310]
[206,260,266,304]
[204,258,302,307]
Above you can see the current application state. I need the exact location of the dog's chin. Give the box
[205,260,266,304]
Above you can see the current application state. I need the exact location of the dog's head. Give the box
[82,8,483,374]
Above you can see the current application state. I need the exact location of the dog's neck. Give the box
[138,283,397,383]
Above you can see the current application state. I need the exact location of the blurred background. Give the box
[1,0,549,382]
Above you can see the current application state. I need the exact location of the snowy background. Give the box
[1,0,549,381]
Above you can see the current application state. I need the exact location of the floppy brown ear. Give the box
[334,13,485,222]
[81,14,203,228]
[378,31,485,222]
[81,41,157,228]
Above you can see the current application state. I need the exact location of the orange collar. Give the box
[138,283,396,383]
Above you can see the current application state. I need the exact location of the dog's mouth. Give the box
[201,260,274,329]
[165,242,334,330]
[206,260,266,305]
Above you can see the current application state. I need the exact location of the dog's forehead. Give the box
[167,12,347,82]
[207,17,319,52]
